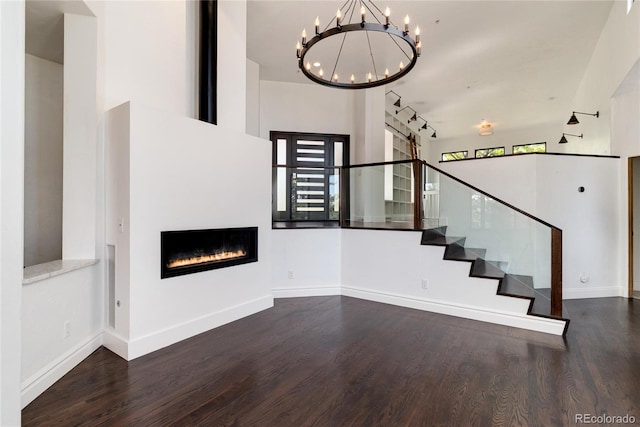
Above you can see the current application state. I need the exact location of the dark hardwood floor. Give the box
[23,296,639,426]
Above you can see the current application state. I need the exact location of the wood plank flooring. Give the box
[23,296,639,426]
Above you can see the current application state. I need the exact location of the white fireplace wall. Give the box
[105,101,272,360]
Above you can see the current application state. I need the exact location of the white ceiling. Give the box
[247,0,614,140]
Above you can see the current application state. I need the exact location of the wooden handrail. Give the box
[412,160,423,230]
[551,228,563,317]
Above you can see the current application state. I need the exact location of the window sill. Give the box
[23,259,99,285]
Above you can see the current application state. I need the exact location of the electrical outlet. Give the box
[288,270,294,280]
[64,321,71,338]
[421,279,429,290]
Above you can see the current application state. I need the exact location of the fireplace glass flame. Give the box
[167,249,247,269]
[161,227,258,279]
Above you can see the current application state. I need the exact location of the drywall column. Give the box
[353,87,386,222]
[0,0,25,423]
[62,13,98,259]
[217,0,247,133]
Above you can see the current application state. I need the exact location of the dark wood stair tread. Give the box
[470,259,505,279]
[419,228,569,329]
[444,244,486,261]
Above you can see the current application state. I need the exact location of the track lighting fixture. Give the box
[567,111,599,125]
[559,133,583,144]
[386,90,402,108]
[395,106,417,119]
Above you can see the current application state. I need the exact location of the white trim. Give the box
[341,286,566,335]
[272,286,341,298]
[563,286,622,299]
[102,328,130,360]
[21,331,103,408]
[126,295,273,360]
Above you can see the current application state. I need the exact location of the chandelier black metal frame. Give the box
[296,0,421,89]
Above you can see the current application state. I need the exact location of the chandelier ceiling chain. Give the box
[297,0,421,89]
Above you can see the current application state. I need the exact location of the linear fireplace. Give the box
[161,227,258,279]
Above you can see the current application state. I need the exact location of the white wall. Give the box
[105,102,273,360]
[563,1,640,155]
[63,13,98,260]
[271,229,341,297]
[246,58,260,137]
[341,229,565,335]
[441,154,621,299]
[612,63,640,298]
[260,80,355,145]
[426,123,562,166]
[24,54,63,267]
[103,0,192,117]
[21,264,103,407]
[0,0,25,424]
[217,0,247,132]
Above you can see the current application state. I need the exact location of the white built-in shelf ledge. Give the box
[23,259,99,285]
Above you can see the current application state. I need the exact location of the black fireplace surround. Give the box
[161,227,258,279]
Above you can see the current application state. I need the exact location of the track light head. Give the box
[431,131,437,138]
[567,114,579,125]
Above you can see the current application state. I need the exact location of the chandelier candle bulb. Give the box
[301,29,306,45]
[315,16,319,34]
[415,26,420,43]
[336,9,341,26]
[319,69,324,78]
[404,15,410,33]
[385,7,390,25]
[296,41,301,58]
[385,68,389,78]
[361,6,366,23]
[334,73,338,82]
[368,72,372,82]
[350,74,355,84]
[306,62,311,71]
[399,61,404,70]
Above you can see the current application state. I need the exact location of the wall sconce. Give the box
[567,111,599,125]
[559,132,583,144]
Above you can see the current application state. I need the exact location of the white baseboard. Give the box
[102,328,130,360]
[341,286,566,335]
[272,286,341,298]
[126,295,274,360]
[563,286,622,299]
[21,331,103,408]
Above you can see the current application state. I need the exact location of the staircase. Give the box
[421,226,570,334]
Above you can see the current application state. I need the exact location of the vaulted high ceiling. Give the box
[247,1,614,140]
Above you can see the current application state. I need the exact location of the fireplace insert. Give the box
[161,227,258,279]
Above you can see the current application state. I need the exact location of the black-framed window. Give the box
[513,142,546,154]
[475,147,505,158]
[271,131,349,223]
[441,151,468,162]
